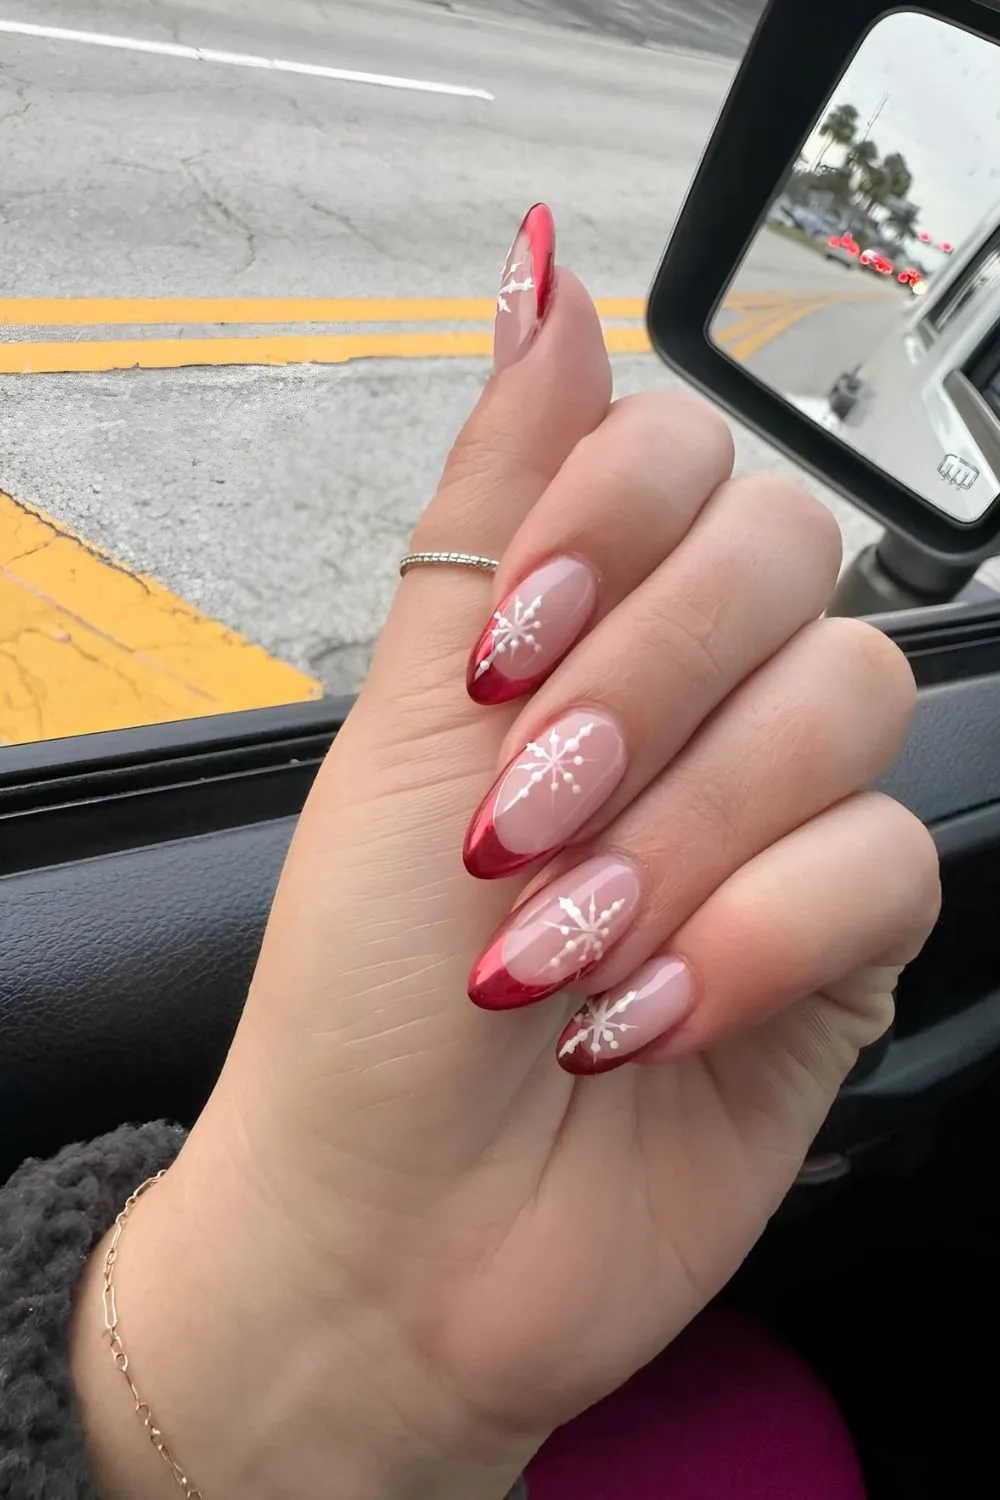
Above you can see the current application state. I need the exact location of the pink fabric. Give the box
[526,1308,866,1500]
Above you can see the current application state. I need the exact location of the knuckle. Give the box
[716,475,844,592]
[818,616,917,721]
[633,389,735,468]
[891,801,942,930]
[573,390,734,502]
[652,589,732,693]
[863,792,942,938]
[412,424,546,552]
[729,472,834,532]
[845,986,897,1046]
[670,759,746,865]
[439,418,525,493]
[612,387,732,444]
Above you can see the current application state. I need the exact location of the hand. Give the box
[74,208,939,1500]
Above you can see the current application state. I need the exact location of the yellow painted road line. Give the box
[724,298,840,363]
[0,489,321,745]
[0,291,884,372]
[1,291,845,374]
[716,290,883,353]
[717,291,796,311]
[0,331,493,373]
[0,296,649,326]
[0,326,653,374]
[606,326,652,354]
[714,299,801,348]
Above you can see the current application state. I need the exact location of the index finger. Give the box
[409,214,612,568]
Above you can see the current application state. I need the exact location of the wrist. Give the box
[71,1144,534,1500]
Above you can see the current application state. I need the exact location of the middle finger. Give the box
[464,474,842,880]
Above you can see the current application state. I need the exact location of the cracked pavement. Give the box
[0,0,906,703]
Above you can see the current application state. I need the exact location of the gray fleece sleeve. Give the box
[0,1124,527,1500]
[0,1122,188,1499]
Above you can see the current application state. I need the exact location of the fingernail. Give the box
[469,856,642,1010]
[467,555,598,706]
[557,957,695,1075]
[463,709,628,880]
[494,202,556,373]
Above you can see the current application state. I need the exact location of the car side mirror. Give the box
[648,0,1000,610]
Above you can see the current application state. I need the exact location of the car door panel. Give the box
[3,611,1000,1183]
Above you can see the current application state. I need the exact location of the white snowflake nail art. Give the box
[497,257,536,315]
[473,593,545,682]
[559,989,642,1058]
[545,890,627,972]
[509,723,594,806]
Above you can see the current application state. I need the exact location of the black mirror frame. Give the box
[647,0,1000,564]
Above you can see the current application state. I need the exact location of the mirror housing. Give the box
[648,0,1000,565]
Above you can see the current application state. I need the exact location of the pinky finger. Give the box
[557,792,940,1075]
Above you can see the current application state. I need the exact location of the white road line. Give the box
[0,18,495,99]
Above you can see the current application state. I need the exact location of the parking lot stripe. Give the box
[0,489,322,745]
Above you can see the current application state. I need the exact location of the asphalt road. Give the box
[734,228,893,297]
[0,0,889,706]
[746,298,902,399]
[722,228,905,397]
[419,0,763,56]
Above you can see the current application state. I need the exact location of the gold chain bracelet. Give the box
[102,1171,204,1499]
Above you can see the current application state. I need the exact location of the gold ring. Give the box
[399,551,499,578]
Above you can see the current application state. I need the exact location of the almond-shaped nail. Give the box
[494,203,555,373]
[468,555,598,706]
[463,709,628,880]
[469,856,642,1010]
[557,957,695,1075]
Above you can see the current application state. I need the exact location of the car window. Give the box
[1,0,774,749]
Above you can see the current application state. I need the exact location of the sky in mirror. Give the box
[801,11,1000,255]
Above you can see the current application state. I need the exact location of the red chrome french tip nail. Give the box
[468,856,642,1011]
[557,957,695,1075]
[467,555,598,707]
[463,709,628,881]
[494,203,556,373]
[468,931,569,1012]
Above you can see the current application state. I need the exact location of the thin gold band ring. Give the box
[399,551,499,578]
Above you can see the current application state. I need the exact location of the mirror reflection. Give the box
[713,10,1000,523]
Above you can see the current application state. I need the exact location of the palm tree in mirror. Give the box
[779,107,921,262]
[816,102,860,167]
[846,138,880,209]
